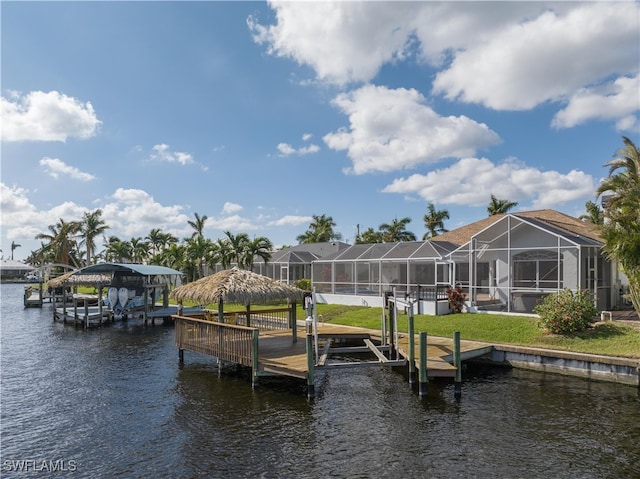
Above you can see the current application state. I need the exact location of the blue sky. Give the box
[2,1,639,262]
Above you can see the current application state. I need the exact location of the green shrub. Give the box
[295,278,312,291]
[446,284,467,314]
[533,289,598,334]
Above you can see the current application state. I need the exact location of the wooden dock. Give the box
[175,314,493,389]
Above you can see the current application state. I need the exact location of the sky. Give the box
[1,1,639,262]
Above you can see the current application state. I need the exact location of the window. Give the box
[513,250,561,289]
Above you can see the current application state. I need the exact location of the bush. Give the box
[446,284,467,314]
[295,278,312,291]
[533,289,598,334]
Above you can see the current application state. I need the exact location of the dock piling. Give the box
[252,329,260,389]
[305,317,315,399]
[408,305,416,385]
[453,331,462,399]
[418,331,428,397]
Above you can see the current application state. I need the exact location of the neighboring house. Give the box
[311,210,624,314]
[241,241,350,284]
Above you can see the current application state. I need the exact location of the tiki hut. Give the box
[170,268,305,326]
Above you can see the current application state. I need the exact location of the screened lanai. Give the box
[437,211,612,313]
[310,210,618,315]
[312,241,454,311]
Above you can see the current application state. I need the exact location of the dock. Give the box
[174,312,493,396]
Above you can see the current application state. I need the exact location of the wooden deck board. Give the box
[252,322,492,380]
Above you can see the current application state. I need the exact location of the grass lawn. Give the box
[311,304,640,359]
[76,286,639,359]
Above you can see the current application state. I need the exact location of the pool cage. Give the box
[311,212,617,315]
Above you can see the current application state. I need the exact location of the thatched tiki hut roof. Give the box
[170,268,305,325]
[47,270,111,289]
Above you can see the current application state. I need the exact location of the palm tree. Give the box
[154,243,186,270]
[297,214,342,243]
[422,203,449,239]
[487,194,518,216]
[596,136,640,318]
[130,237,150,263]
[223,231,251,267]
[104,236,132,263]
[80,209,109,265]
[10,240,21,260]
[188,212,208,239]
[242,236,273,271]
[355,227,384,244]
[35,218,82,267]
[579,200,604,225]
[378,217,416,243]
[184,235,213,279]
[146,228,177,257]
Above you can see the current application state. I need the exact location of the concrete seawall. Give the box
[479,344,640,387]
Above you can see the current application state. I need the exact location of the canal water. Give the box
[1,283,638,478]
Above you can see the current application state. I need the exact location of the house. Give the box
[311,210,623,314]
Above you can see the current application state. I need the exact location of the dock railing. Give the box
[175,315,257,367]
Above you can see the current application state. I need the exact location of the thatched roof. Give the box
[170,268,305,305]
[47,270,112,288]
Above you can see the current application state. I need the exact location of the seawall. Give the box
[479,344,640,387]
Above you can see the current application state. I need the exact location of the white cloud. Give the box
[208,214,259,232]
[432,3,639,111]
[252,2,638,129]
[222,202,243,214]
[149,144,208,171]
[276,142,320,157]
[1,90,101,142]
[101,188,190,238]
[268,215,312,227]
[552,74,640,132]
[302,133,312,141]
[324,85,500,174]
[249,2,417,85]
[383,157,594,209]
[39,157,96,181]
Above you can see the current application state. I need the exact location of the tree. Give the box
[10,241,21,260]
[378,217,416,242]
[184,235,213,280]
[243,236,273,271]
[223,231,250,267]
[355,227,384,244]
[188,212,208,239]
[422,203,449,239]
[104,236,132,263]
[130,237,150,263]
[487,194,518,216]
[80,209,109,265]
[596,136,640,318]
[297,214,342,243]
[579,200,604,225]
[35,218,82,267]
[147,228,178,258]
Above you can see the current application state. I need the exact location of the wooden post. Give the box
[418,331,428,397]
[290,301,297,343]
[306,318,315,399]
[143,288,149,324]
[453,330,462,399]
[408,304,416,384]
[84,300,89,329]
[388,297,396,357]
[252,329,259,389]
[179,348,184,364]
[218,298,224,322]
[246,304,251,328]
